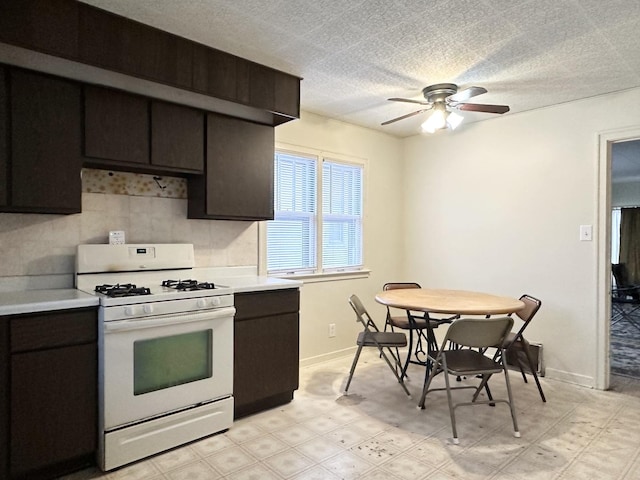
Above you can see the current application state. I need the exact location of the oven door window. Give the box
[133,329,212,395]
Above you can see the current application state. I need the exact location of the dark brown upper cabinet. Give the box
[188,113,274,221]
[151,101,204,172]
[84,86,204,175]
[192,44,237,101]
[84,85,150,165]
[78,3,192,89]
[8,69,82,214]
[0,66,7,207]
[0,0,300,126]
[0,0,79,60]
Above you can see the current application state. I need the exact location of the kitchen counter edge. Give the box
[0,289,100,316]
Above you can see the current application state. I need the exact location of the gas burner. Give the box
[95,284,152,298]
[162,279,216,291]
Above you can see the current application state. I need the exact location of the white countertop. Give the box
[0,289,99,316]
[192,267,303,293]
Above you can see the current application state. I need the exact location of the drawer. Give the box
[234,289,300,321]
[11,308,97,353]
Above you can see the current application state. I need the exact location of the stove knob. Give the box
[211,297,221,306]
[197,298,207,308]
[124,306,136,316]
[143,304,154,314]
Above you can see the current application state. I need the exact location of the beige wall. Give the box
[0,193,257,291]
[274,111,405,364]
[402,86,640,387]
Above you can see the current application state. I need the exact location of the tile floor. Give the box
[62,350,640,480]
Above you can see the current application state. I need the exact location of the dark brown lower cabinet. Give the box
[0,308,97,480]
[233,289,300,418]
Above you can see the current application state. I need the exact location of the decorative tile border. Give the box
[82,168,187,199]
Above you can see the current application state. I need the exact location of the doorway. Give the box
[597,128,640,390]
[610,140,640,379]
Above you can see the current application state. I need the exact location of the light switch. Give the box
[580,225,592,241]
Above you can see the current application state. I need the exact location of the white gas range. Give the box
[76,244,235,471]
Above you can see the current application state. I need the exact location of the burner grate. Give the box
[162,279,216,291]
[95,284,152,297]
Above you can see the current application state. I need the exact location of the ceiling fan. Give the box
[381,83,510,133]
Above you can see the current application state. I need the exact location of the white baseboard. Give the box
[300,346,357,368]
[544,368,595,388]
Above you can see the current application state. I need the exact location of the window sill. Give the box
[271,269,371,284]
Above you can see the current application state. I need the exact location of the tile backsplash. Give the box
[0,169,258,290]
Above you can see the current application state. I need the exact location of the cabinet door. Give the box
[10,343,97,478]
[192,45,237,101]
[0,318,8,479]
[234,312,299,417]
[151,101,204,172]
[0,0,79,60]
[79,4,192,89]
[0,66,7,207]
[191,114,274,220]
[84,85,150,165]
[10,69,82,213]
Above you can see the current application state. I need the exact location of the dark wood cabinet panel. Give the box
[0,0,79,60]
[10,343,97,478]
[188,113,274,220]
[1,308,97,480]
[0,65,7,207]
[274,70,301,120]
[192,45,237,101]
[10,69,82,213]
[79,4,192,89]
[234,289,300,418]
[151,101,204,172]
[0,318,9,479]
[84,86,150,165]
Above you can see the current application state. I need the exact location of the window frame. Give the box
[259,143,369,282]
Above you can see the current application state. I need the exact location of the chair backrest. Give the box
[348,294,380,332]
[383,282,421,291]
[511,294,541,342]
[444,317,514,349]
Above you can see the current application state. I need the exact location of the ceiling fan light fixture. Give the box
[421,106,446,133]
[421,106,464,134]
[447,111,464,130]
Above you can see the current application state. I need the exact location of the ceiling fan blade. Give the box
[456,103,510,114]
[381,107,432,126]
[447,86,487,103]
[388,97,431,106]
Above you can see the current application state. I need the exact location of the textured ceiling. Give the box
[77,0,640,178]
[78,0,640,139]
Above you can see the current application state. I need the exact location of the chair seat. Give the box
[444,349,504,375]
[389,315,441,330]
[357,330,407,348]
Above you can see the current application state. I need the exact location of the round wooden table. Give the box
[375,288,525,316]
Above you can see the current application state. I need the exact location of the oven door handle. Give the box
[103,307,236,333]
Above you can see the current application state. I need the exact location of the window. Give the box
[267,149,364,275]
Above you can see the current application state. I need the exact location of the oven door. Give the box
[101,306,234,430]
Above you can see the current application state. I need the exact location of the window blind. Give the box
[267,152,317,273]
[322,160,363,271]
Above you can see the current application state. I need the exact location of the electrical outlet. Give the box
[328,323,336,337]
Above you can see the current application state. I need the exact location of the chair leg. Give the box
[522,344,546,402]
[441,356,459,444]
[379,346,412,397]
[502,359,520,438]
[344,345,363,394]
[418,357,442,408]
